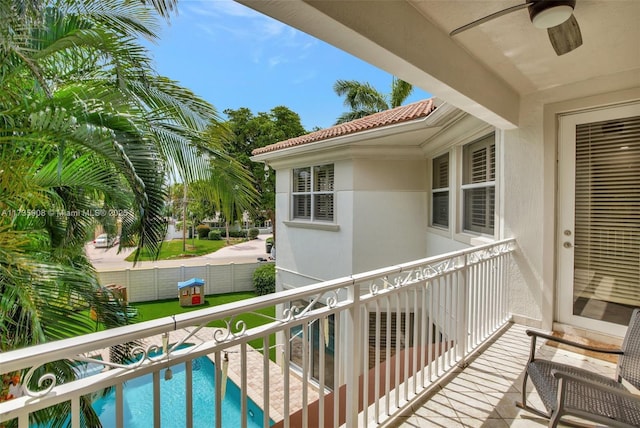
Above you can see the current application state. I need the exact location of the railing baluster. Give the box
[71,396,80,428]
[283,328,290,428]
[345,282,361,427]
[153,370,160,428]
[482,259,488,339]
[262,335,270,428]
[319,316,326,428]
[241,343,247,428]
[403,291,410,402]
[302,322,309,428]
[428,280,435,381]
[215,351,222,428]
[433,278,446,377]
[116,382,124,428]
[470,261,478,349]
[374,300,381,424]
[394,292,401,409]
[186,360,193,428]
[412,287,419,395]
[384,295,391,416]
[420,283,427,388]
[361,306,369,425]
[333,310,340,428]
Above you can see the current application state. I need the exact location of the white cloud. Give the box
[268,55,287,68]
[178,0,320,69]
[183,0,261,19]
[292,70,318,85]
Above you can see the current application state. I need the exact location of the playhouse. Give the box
[178,278,205,307]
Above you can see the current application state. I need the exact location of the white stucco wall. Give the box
[274,159,354,290]
[273,157,429,286]
[351,158,428,273]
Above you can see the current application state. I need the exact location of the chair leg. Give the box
[549,377,567,428]
[549,409,562,428]
[520,371,529,407]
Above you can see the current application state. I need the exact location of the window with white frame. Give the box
[462,134,495,235]
[431,153,449,228]
[292,164,334,221]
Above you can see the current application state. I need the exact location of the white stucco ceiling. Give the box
[238,0,640,128]
[410,0,640,95]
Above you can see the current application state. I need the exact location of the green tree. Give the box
[223,106,306,236]
[333,77,414,124]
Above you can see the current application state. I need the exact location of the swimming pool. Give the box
[92,356,272,427]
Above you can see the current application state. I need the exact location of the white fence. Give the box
[0,239,515,428]
[97,263,263,302]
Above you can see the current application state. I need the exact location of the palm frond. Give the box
[390,77,413,108]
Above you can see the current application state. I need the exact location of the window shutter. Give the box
[462,134,495,234]
[433,154,449,189]
[314,164,334,192]
[293,168,311,192]
[314,194,334,221]
[432,154,449,228]
[470,147,488,183]
[574,115,640,307]
[314,165,334,221]
[292,195,310,219]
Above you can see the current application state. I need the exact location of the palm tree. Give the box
[333,77,414,124]
[0,0,255,425]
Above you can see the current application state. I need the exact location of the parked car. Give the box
[94,233,117,248]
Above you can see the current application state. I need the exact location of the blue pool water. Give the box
[92,356,272,428]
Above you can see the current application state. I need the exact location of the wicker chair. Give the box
[516,308,640,428]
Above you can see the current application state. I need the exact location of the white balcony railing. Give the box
[0,238,515,428]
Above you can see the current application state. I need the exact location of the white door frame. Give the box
[557,101,640,336]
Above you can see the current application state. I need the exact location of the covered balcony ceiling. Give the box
[237,0,640,129]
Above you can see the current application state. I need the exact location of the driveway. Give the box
[87,235,272,271]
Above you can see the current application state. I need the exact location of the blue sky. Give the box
[144,0,431,130]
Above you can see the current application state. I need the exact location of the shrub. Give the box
[248,227,259,239]
[196,224,210,239]
[253,263,275,295]
[266,237,274,245]
[208,229,222,240]
[227,230,247,238]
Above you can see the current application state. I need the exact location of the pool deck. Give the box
[136,327,318,424]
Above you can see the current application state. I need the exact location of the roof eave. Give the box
[251,102,461,163]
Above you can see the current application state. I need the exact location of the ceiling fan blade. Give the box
[450,3,530,36]
[547,14,583,55]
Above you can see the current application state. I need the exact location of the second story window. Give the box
[462,134,495,235]
[292,164,334,222]
[431,153,449,228]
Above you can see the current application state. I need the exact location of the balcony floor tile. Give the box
[391,322,617,428]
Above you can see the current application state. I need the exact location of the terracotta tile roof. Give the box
[252,98,435,156]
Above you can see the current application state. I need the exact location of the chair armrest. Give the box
[526,330,623,355]
[552,370,640,402]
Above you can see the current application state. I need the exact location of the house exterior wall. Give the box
[275,159,354,290]
[351,159,428,273]
[273,156,429,289]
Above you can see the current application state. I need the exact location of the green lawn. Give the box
[131,292,277,361]
[125,238,238,262]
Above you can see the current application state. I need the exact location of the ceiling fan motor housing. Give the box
[528,0,576,29]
